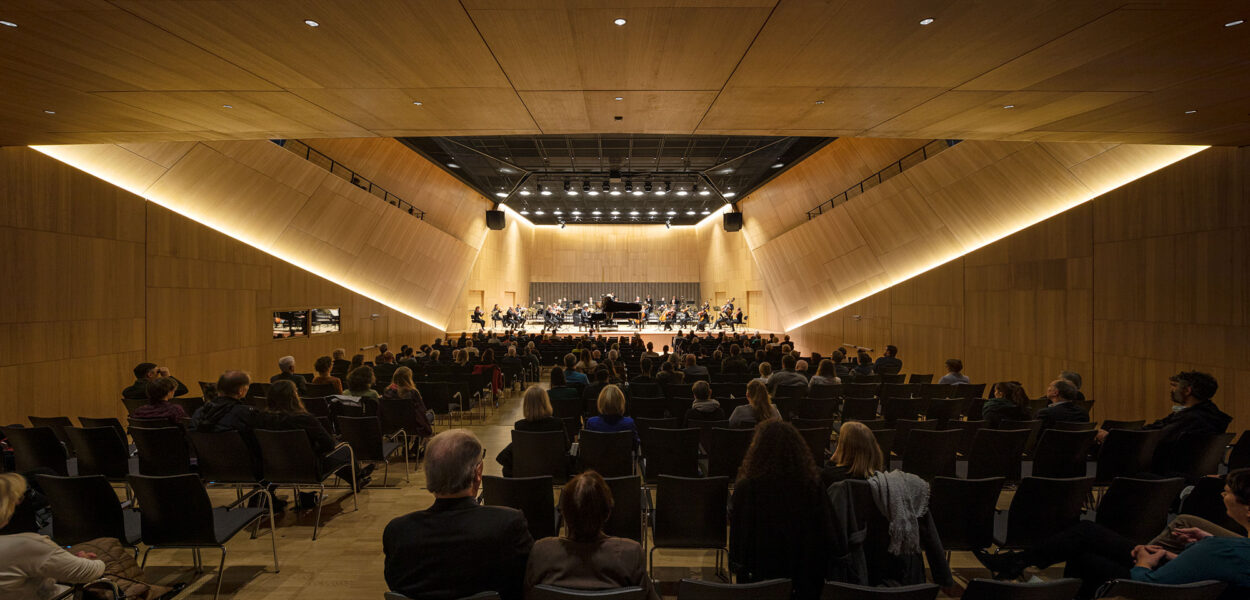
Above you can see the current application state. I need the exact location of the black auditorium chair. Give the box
[928,476,1004,557]
[481,475,557,540]
[1090,476,1187,544]
[1095,579,1227,600]
[577,430,635,478]
[899,429,960,480]
[677,578,792,600]
[129,426,194,476]
[641,428,700,483]
[37,474,141,548]
[77,417,128,448]
[1094,429,1166,486]
[994,476,1093,550]
[602,475,644,546]
[531,585,647,600]
[963,428,1030,481]
[336,415,407,486]
[962,578,1081,600]
[254,428,358,540]
[512,430,571,484]
[706,427,753,479]
[64,426,133,482]
[2,426,72,475]
[649,475,729,578]
[1030,429,1097,478]
[820,581,938,600]
[29,416,76,454]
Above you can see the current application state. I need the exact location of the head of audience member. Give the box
[133,362,160,381]
[831,351,845,365]
[730,344,741,357]
[333,348,346,361]
[684,354,696,368]
[796,359,809,374]
[563,353,577,371]
[781,354,797,372]
[638,358,652,377]
[592,350,602,361]
[758,362,773,378]
[856,351,871,366]
[265,379,306,414]
[661,345,669,355]
[746,379,774,423]
[885,345,898,358]
[314,356,333,377]
[378,343,389,355]
[831,421,884,479]
[350,354,365,370]
[1170,371,1219,407]
[944,358,963,374]
[217,370,251,400]
[550,366,566,387]
[277,355,296,375]
[506,345,517,357]
[692,380,711,402]
[597,385,626,418]
[993,381,1030,410]
[0,473,29,530]
[145,376,179,406]
[393,366,416,391]
[737,420,818,486]
[815,359,835,380]
[478,349,494,365]
[1046,379,1079,404]
[347,366,376,394]
[1223,469,1250,529]
[560,471,615,542]
[430,349,441,362]
[594,368,610,384]
[378,352,395,364]
[646,342,654,352]
[522,386,552,422]
[660,362,675,376]
[425,430,484,499]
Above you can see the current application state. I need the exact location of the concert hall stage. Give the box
[447,323,776,349]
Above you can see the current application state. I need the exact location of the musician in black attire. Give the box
[471,306,486,332]
[490,304,502,329]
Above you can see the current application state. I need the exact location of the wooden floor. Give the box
[142,378,1022,599]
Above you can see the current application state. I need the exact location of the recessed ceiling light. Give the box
[571,210,582,216]
[613,18,627,26]
[609,190,622,196]
[676,190,689,196]
[655,189,667,196]
[494,192,507,198]
[567,189,579,196]
[724,192,737,198]
[587,190,600,196]
[592,210,602,216]
[686,210,696,215]
[1002,104,1015,109]
[632,190,644,196]
[666,210,677,216]
[701,209,710,215]
[1225,19,1244,27]
[614,96,624,101]
[42,109,55,115]
[221,104,233,109]
[815,100,825,105]
[519,189,531,196]
[919,18,935,25]
[610,210,621,216]
[553,210,563,215]
[499,167,513,173]
[519,209,529,215]
[629,210,639,216]
[721,168,734,174]
[772,163,785,168]
[304,19,320,27]
[648,210,658,215]
[1184,109,1197,114]
[540,188,552,196]
[412,101,423,106]
[699,189,711,196]
[534,210,545,215]
[0,20,17,27]
[447,163,459,168]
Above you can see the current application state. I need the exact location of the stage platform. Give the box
[447,323,778,350]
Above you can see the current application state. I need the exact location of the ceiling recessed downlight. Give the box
[724,191,737,198]
[1184,110,1197,114]
[1002,104,1015,109]
[701,209,710,215]
[629,210,639,216]
[686,210,696,215]
[587,189,600,196]
[676,190,689,196]
[613,18,627,26]
[649,210,658,215]
[815,100,825,105]
[919,18,934,25]
[534,210,544,215]
[447,163,460,168]
[304,19,320,27]
[772,163,785,168]
[592,210,602,216]
[610,210,620,216]
[614,96,624,101]
[1225,19,1244,27]
[632,190,644,196]
[43,109,55,115]
[519,209,529,215]
[553,210,562,215]
[0,20,17,27]
[221,104,233,109]
[412,101,423,106]
[571,210,582,216]
[609,190,622,196]
[699,189,711,196]
[519,189,530,196]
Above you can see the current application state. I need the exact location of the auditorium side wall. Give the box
[0,147,443,425]
[786,147,1249,427]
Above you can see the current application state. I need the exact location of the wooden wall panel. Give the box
[462,214,533,331]
[529,225,699,283]
[695,213,778,331]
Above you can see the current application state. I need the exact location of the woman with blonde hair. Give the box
[753,362,773,387]
[821,421,884,487]
[496,385,569,477]
[0,473,107,598]
[382,366,434,439]
[728,379,780,428]
[585,384,639,445]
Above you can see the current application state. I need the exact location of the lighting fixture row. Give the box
[518,207,709,217]
[498,182,734,199]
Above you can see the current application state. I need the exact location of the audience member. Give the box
[525,471,659,598]
[730,420,835,599]
[258,380,371,500]
[1060,370,1087,404]
[382,367,434,440]
[937,358,969,385]
[1099,371,1230,452]
[976,469,1250,599]
[311,355,343,394]
[982,381,1032,428]
[130,376,187,425]
[330,348,351,378]
[831,351,851,379]
[496,386,570,477]
[729,380,781,428]
[684,381,725,424]
[340,366,381,415]
[0,473,107,599]
[190,370,255,433]
[852,351,875,377]
[629,358,655,385]
[753,362,773,387]
[121,361,188,400]
[642,342,659,360]
[373,352,399,381]
[269,355,308,394]
[383,430,533,600]
[808,359,841,387]
[1036,378,1089,430]
[655,361,683,386]
[583,369,611,415]
[349,353,365,371]
[585,385,639,446]
[873,345,903,376]
[376,343,389,362]
[682,354,709,382]
[821,421,883,488]
[721,345,749,377]
[765,354,808,392]
[563,354,589,385]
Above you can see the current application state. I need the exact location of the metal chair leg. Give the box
[213,547,227,600]
[140,547,151,569]
[312,483,325,541]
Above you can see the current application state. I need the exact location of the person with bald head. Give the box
[384,430,533,600]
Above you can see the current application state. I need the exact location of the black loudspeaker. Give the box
[723,212,743,232]
[486,210,505,230]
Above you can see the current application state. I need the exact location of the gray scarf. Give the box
[867,470,930,556]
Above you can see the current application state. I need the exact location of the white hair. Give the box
[278,356,295,372]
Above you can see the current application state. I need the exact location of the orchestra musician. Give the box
[490,304,502,329]
[471,306,486,332]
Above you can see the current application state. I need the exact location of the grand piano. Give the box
[592,296,643,327]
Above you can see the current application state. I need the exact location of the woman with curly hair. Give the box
[729,420,835,599]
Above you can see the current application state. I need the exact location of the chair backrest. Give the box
[627,396,668,420]
[948,420,986,455]
[966,428,1030,480]
[603,475,643,543]
[121,397,146,415]
[305,382,339,397]
[1031,429,1097,478]
[677,578,792,600]
[653,475,728,549]
[530,586,646,600]
[336,416,386,461]
[880,397,927,423]
[481,475,556,540]
[36,474,129,545]
[819,581,938,600]
[841,397,879,421]
[64,426,131,479]
[1003,476,1094,549]
[29,416,75,447]
[924,398,967,422]
[512,430,570,484]
[879,374,906,384]
[378,396,423,438]
[170,396,205,418]
[1096,579,1227,600]
[962,578,1081,600]
[928,477,1003,552]
[78,417,128,447]
[797,427,831,463]
[1154,432,1236,482]
[1228,431,1250,471]
[867,428,897,459]
[707,427,754,479]
[641,428,701,483]
[127,473,218,546]
[1001,419,1044,455]
[1179,475,1247,535]
[129,426,192,475]
[416,382,452,416]
[1,426,69,475]
[1095,477,1187,544]
[844,383,880,399]
[254,428,324,484]
[892,419,938,458]
[188,430,261,483]
[900,429,961,480]
[633,416,679,447]
[1050,420,1097,432]
[907,374,933,384]
[1100,419,1145,431]
[917,383,954,401]
[577,430,635,478]
[1096,429,1166,484]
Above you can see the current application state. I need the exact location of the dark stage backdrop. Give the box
[529,282,700,306]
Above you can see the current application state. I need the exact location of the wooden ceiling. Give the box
[2,0,1248,146]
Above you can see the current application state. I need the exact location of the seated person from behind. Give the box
[121,361,188,400]
[496,386,569,477]
[765,354,808,392]
[1035,378,1089,430]
[562,354,589,385]
[821,420,882,488]
[582,368,611,415]
[130,376,187,425]
[584,385,639,446]
[681,354,709,382]
[982,381,1032,428]
[256,380,372,496]
[338,366,380,415]
[851,351,875,377]
[753,362,773,387]
[728,380,781,428]
[0,473,107,600]
[381,366,434,440]
[384,430,533,600]
[976,468,1250,599]
[525,471,660,600]
[372,352,399,381]
[1095,371,1230,451]
[330,347,352,378]
[269,355,308,395]
[808,359,841,387]
[654,361,683,387]
[873,345,903,376]
[936,358,970,385]
[685,381,726,424]
[310,355,343,394]
[628,358,655,385]
[190,370,255,433]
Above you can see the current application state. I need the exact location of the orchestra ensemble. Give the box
[470,294,747,334]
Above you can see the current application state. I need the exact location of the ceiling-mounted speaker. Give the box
[723,212,743,232]
[486,210,505,230]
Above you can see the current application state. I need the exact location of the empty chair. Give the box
[640,428,700,483]
[773,385,808,421]
[1152,432,1235,482]
[880,397,927,424]
[1095,579,1227,600]
[577,430,635,477]
[530,586,646,600]
[1092,477,1187,544]
[512,430,571,484]
[650,475,729,577]
[899,429,961,480]
[481,475,557,540]
[603,475,644,544]
[170,396,205,418]
[907,374,934,384]
[689,418,731,453]
[128,473,277,600]
[965,428,1030,480]
[677,578,792,600]
[121,397,146,414]
[841,397,879,421]
[963,578,1081,600]
[36,474,140,547]
[628,396,667,420]
[30,416,76,453]
[1002,419,1044,456]
[948,420,986,455]
[870,429,896,459]
[917,384,954,401]
[844,383,880,399]
[879,374,906,384]
[706,427,753,479]
[337,416,407,485]
[820,581,938,600]
[633,417,679,448]
[924,398,966,427]
[189,430,264,495]
[797,426,832,463]
[254,428,358,540]
[1031,429,1097,478]
[129,426,193,476]
[929,477,1003,553]
[995,476,1094,550]
[892,419,938,458]
[77,417,128,447]
[65,426,132,481]
[1100,419,1145,432]
[1,426,71,475]
[1228,431,1250,471]
[305,382,339,397]
[1095,429,1167,485]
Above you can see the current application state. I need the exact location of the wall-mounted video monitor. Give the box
[311,308,341,334]
[273,310,310,339]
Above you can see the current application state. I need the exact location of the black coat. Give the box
[122,376,189,400]
[1036,401,1089,430]
[730,477,836,600]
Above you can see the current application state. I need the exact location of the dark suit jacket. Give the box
[122,376,189,400]
[873,356,903,375]
[269,372,308,394]
[384,496,533,600]
[373,362,399,380]
[330,358,352,378]
[1036,401,1090,430]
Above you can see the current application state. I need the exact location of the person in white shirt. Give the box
[0,473,106,600]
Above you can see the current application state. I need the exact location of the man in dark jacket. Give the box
[330,348,352,379]
[269,355,308,394]
[121,361,189,400]
[190,370,255,434]
[384,430,532,600]
[1097,371,1231,475]
[1036,379,1089,430]
[873,345,903,376]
